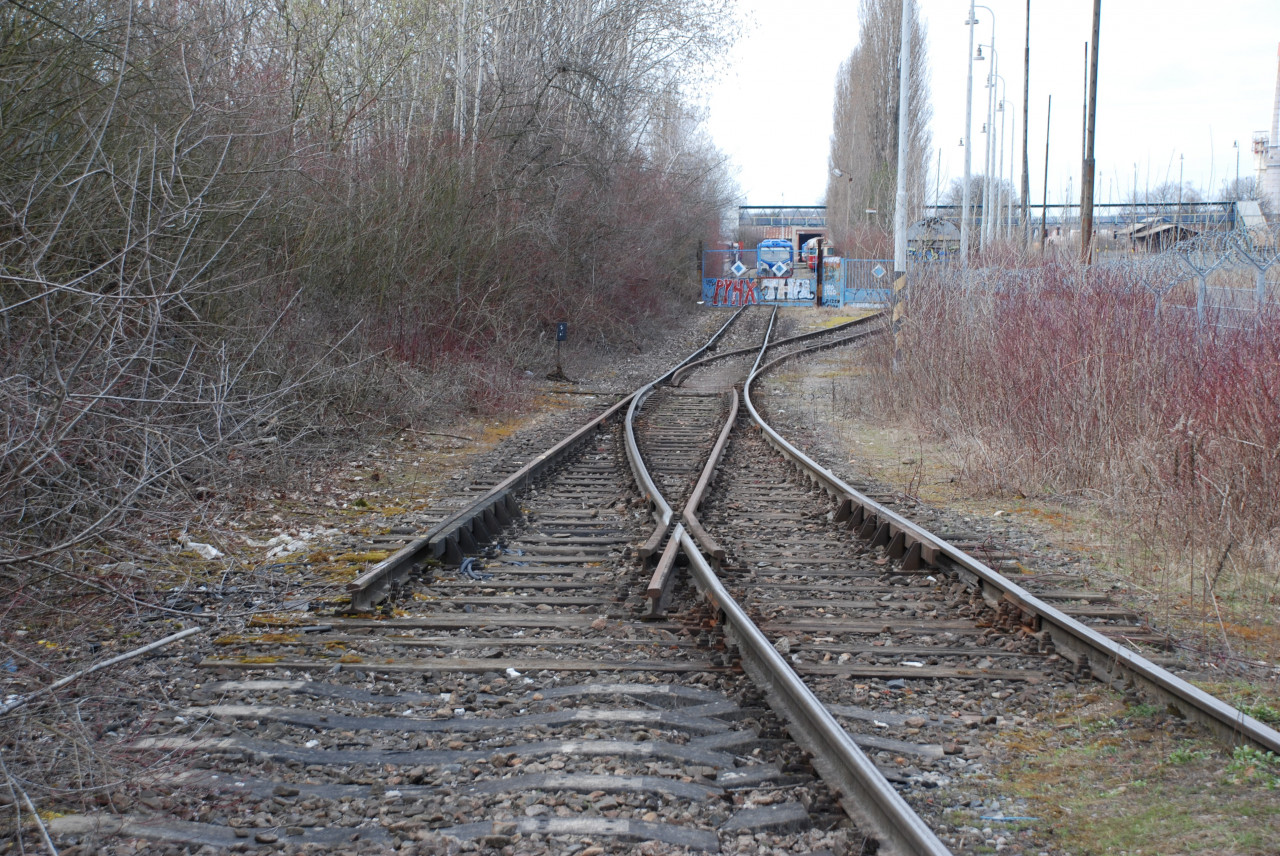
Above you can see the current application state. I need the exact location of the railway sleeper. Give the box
[833,496,940,569]
[350,492,525,610]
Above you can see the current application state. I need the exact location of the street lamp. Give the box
[979,46,1001,246]
[961,1,979,264]
[1003,95,1013,234]
[991,78,1011,238]
[973,43,988,247]
[993,84,1007,240]
[972,5,997,250]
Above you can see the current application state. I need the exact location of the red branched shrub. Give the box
[892,256,1280,605]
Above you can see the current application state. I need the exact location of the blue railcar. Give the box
[756,239,794,278]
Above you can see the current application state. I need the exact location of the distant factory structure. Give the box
[1257,42,1280,213]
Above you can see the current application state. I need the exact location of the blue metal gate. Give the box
[700,249,893,308]
[840,259,892,306]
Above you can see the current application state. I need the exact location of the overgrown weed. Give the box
[871,245,1280,657]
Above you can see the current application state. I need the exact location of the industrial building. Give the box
[1257,42,1280,213]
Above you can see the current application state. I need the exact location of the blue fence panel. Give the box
[841,259,892,306]
[701,251,897,308]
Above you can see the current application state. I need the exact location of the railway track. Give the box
[44,305,1280,856]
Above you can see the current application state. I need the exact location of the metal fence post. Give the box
[1196,276,1206,328]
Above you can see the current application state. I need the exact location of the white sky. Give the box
[704,0,1280,208]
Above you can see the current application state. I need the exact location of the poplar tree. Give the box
[825,0,932,252]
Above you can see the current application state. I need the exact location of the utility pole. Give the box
[1080,44,1088,179]
[982,47,997,248]
[1041,95,1051,254]
[815,239,824,307]
[961,0,976,264]
[1021,0,1031,252]
[1080,0,1101,266]
[891,0,912,371]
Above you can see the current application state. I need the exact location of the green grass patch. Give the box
[997,690,1280,854]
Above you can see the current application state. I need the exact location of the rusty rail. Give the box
[624,307,775,575]
[666,321,952,856]
[622,311,951,856]
[671,310,882,386]
[743,320,1280,756]
[346,306,750,611]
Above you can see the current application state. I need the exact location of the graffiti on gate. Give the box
[702,278,759,306]
[757,278,814,302]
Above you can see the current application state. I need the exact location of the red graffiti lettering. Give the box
[711,279,757,306]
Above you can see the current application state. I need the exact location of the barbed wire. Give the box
[947,222,1280,324]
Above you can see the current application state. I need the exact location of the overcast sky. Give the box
[704,0,1280,208]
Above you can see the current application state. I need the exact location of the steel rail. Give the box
[625,307,776,530]
[677,527,951,856]
[622,313,952,856]
[680,390,736,567]
[743,328,1280,756]
[670,311,882,386]
[345,306,750,611]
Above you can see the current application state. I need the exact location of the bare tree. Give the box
[1221,175,1273,218]
[944,174,1014,210]
[1,0,742,575]
[3,2,741,837]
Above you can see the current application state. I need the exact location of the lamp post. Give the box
[973,5,997,249]
[981,46,1000,247]
[993,79,1008,239]
[1008,99,1017,235]
[996,90,1016,237]
[961,1,978,263]
[975,47,990,246]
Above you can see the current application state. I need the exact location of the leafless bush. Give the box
[3,3,286,569]
[1,4,739,839]
[881,234,1280,630]
[1,0,737,570]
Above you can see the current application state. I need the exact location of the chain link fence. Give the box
[943,225,1280,329]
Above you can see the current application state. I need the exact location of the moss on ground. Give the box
[997,691,1280,855]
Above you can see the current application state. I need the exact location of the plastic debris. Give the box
[181,539,224,560]
[458,557,492,580]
